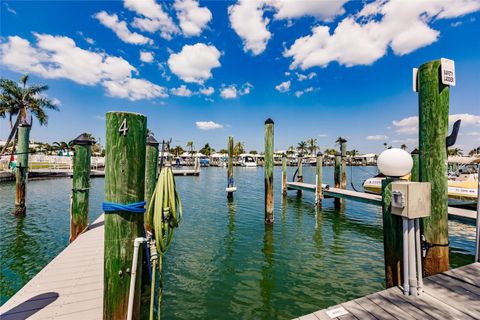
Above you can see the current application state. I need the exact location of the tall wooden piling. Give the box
[145,135,159,228]
[418,60,449,276]
[315,152,323,209]
[227,136,234,199]
[340,140,347,190]
[381,178,403,288]
[296,155,303,196]
[264,118,274,224]
[13,123,31,216]
[104,112,147,320]
[411,149,419,182]
[282,154,287,195]
[334,153,341,209]
[70,133,92,243]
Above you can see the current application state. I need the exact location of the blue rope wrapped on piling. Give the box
[102,201,146,213]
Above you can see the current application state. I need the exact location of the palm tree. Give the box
[297,141,307,155]
[468,147,479,156]
[0,74,59,154]
[199,143,214,156]
[286,146,296,155]
[447,148,463,156]
[172,146,184,157]
[324,148,337,156]
[186,141,194,156]
[249,150,258,155]
[306,138,318,156]
[233,141,245,156]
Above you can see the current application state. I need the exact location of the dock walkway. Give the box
[286,181,477,220]
[296,262,480,320]
[0,215,104,319]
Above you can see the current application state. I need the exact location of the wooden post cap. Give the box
[146,135,159,146]
[265,118,274,124]
[73,133,93,146]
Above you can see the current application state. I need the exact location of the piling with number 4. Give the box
[315,152,323,209]
[104,112,147,319]
[13,123,31,216]
[69,133,92,243]
[264,118,274,224]
[418,60,449,276]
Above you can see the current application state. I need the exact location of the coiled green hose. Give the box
[146,166,182,320]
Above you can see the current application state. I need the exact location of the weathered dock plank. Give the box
[0,215,104,320]
[285,181,477,220]
[295,262,480,320]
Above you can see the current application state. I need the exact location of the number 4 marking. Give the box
[119,118,128,136]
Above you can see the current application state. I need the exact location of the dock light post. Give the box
[378,148,431,296]
[70,133,92,243]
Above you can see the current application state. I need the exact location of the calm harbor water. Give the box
[0,166,476,319]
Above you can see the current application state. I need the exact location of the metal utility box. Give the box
[390,181,431,219]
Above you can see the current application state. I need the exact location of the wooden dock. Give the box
[0,215,104,319]
[0,169,105,182]
[295,262,480,320]
[172,168,200,176]
[286,182,477,221]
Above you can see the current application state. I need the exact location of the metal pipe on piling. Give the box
[408,219,417,296]
[402,217,409,295]
[264,118,274,224]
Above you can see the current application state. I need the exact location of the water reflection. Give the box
[260,224,274,320]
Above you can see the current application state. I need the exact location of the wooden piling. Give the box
[227,136,234,199]
[315,152,323,209]
[282,153,287,195]
[411,149,419,182]
[296,155,303,196]
[334,153,342,209]
[340,140,347,190]
[418,60,449,276]
[264,118,274,224]
[104,112,147,320]
[145,135,159,230]
[13,123,31,216]
[381,178,403,288]
[70,133,92,243]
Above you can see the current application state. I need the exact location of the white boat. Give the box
[239,154,257,167]
[363,164,478,206]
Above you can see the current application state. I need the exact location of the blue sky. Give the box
[1,0,479,154]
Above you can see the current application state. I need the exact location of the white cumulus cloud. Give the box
[392,113,480,135]
[0,34,167,101]
[196,121,224,130]
[284,0,480,70]
[199,86,215,96]
[94,11,153,45]
[367,135,389,141]
[140,51,154,63]
[124,0,179,40]
[275,80,291,93]
[102,78,168,101]
[174,0,212,36]
[171,85,193,97]
[220,83,253,99]
[168,43,221,83]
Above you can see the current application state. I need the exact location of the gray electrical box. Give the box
[390,181,431,219]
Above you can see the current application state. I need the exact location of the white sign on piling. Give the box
[440,58,456,86]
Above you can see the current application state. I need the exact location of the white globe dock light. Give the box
[377,148,430,296]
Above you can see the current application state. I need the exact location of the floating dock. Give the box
[0,216,104,319]
[1,213,478,320]
[286,182,477,221]
[0,169,105,182]
[296,262,480,320]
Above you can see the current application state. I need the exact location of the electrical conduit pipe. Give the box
[127,237,147,320]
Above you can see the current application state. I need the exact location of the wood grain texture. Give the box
[264,119,274,224]
[104,112,147,320]
[70,143,91,242]
[418,60,449,276]
[14,125,31,216]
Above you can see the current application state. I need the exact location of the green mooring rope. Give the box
[146,166,182,320]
